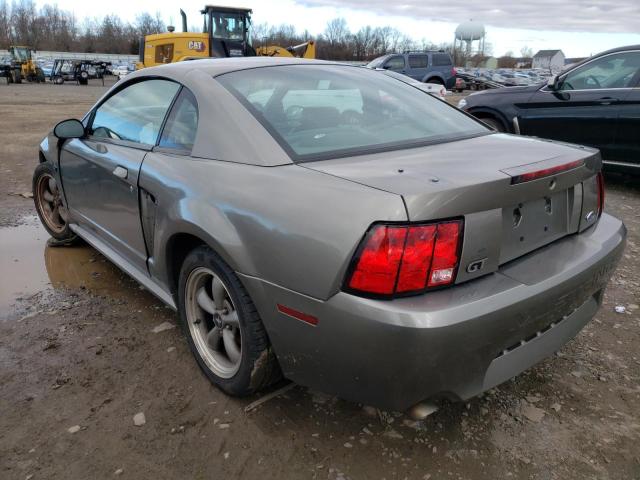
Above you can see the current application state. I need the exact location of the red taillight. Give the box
[346,220,463,297]
[428,222,462,287]
[396,225,436,292]
[452,67,457,76]
[597,172,605,217]
[347,226,407,295]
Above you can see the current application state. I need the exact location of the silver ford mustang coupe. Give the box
[33,58,626,412]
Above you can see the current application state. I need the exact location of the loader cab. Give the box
[9,46,32,63]
[202,5,254,57]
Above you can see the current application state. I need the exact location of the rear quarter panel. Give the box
[139,153,407,301]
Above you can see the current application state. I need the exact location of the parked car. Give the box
[378,69,447,98]
[33,58,625,412]
[112,65,131,79]
[458,45,640,172]
[366,51,457,89]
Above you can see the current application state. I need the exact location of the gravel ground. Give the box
[0,82,639,480]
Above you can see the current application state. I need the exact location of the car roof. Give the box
[598,44,640,55]
[130,57,342,80]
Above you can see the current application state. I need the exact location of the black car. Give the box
[459,45,640,172]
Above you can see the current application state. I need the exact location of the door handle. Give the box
[598,97,618,105]
[113,166,128,180]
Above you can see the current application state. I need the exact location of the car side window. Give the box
[91,79,180,145]
[385,56,405,70]
[432,54,452,67]
[408,55,428,68]
[158,88,199,152]
[560,52,640,91]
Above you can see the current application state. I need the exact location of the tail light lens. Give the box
[452,67,457,76]
[596,171,605,218]
[346,220,463,298]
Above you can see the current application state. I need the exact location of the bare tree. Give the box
[0,0,11,46]
[0,5,453,63]
[136,12,165,37]
[323,17,348,47]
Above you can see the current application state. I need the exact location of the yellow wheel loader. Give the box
[6,46,45,83]
[137,5,315,69]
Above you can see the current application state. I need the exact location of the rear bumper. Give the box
[240,213,626,411]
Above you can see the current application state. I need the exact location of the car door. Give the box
[518,51,640,160]
[60,78,181,271]
[429,53,453,85]
[407,54,428,81]
[138,88,199,274]
[382,55,406,74]
[607,52,640,166]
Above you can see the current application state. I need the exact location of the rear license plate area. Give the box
[500,190,569,264]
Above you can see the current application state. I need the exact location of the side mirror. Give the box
[382,64,391,70]
[546,74,559,90]
[53,119,85,139]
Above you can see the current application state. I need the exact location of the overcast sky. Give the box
[41,0,640,57]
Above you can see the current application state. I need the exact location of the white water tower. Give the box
[454,21,486,57]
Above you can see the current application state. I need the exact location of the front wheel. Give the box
[178,246,281,396]
[33,162,77,242]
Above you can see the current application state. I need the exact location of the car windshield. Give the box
[366,57,386,69]
[217,65,488,162]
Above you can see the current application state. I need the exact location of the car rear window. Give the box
[216,65,487,162]
[432,54,452,66]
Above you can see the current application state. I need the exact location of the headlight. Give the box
[457,98,467,109]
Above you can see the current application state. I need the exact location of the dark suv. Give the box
[366,51,456,89]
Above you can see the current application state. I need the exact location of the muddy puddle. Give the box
[0,216,162,318]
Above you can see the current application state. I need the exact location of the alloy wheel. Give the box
[36,173,68,234]
[185,267,242,378]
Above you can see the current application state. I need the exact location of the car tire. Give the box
[425,77,444,85]
[33,162,78,243]
[480,117,506,132]
[35,67,45,83]
[178,245,281,396]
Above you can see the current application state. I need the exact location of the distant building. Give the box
[532,49,565,73]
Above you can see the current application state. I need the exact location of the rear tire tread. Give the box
[178,245,281,396]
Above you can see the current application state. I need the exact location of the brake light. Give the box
[347,226,407,295]
[596,172,605,217]
[510,159,584,184]
[346,220,463,297]
[452,67,457,76]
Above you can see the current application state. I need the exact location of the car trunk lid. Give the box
[301,133,601,282]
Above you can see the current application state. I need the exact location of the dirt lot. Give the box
[1,82,639,480]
